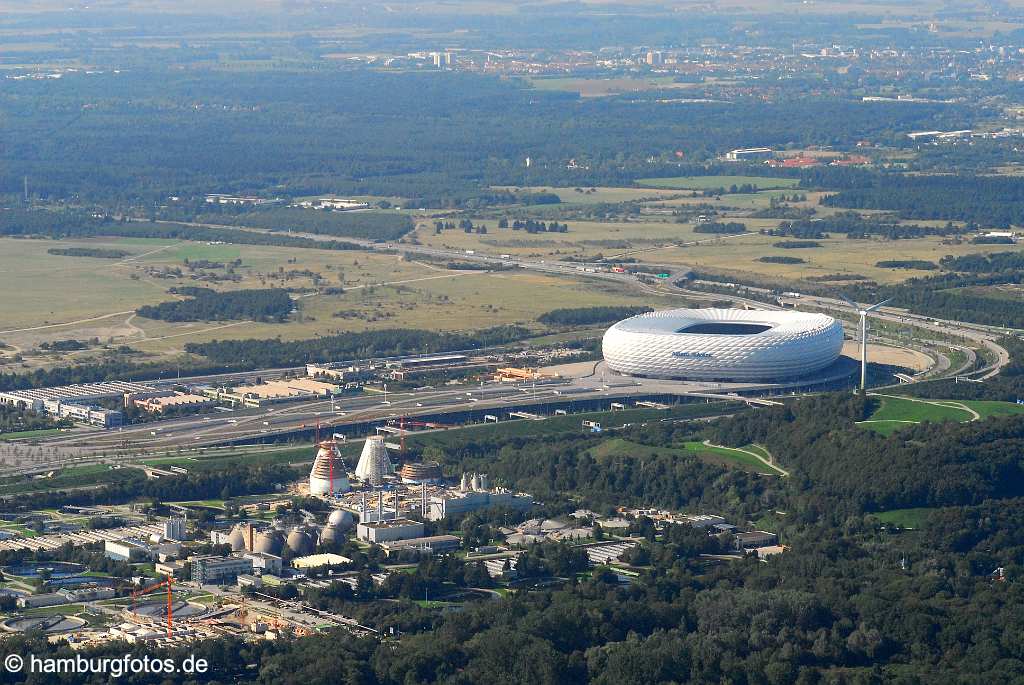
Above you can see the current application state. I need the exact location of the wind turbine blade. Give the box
[838,295,858,309]
[865,298,893,313]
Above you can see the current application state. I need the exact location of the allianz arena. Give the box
[602,308,844,382]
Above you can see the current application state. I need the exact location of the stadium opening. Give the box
[602,307,844,382]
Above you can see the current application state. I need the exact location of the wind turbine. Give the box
[840,296,892,392]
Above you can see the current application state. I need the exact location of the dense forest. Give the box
[818,173,1024,226]
[186,325,531,368]
[136,287,294,323]
[707,392,1024,514]
[0,70,972,204]
[537,306,653,326]
[0,209,362,252]
[6,396,1024,682]
[46,246,131,259]
[693,221,747,234]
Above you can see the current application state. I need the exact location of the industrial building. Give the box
[201,378,341,408]
[0,381,156,410]
[356,518,425,543]
[104,539,155,562]
[244,552,284,576]
[129,392,214,414]
[191,555,253,585]
[724,147,774,161]
[426,479,533,521]
[379,534,461,555]
[163,518,187,541]
[602,308,844,382]
[306,362,376,383]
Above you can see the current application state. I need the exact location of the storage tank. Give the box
[254,530,284,556]
[286,529,315,556]
[227,525,247,552]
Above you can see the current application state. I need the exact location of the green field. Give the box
[407,402,742,448]
[861,397,1024,435]
[0,464,139,495]
[872,507,937,529]
[635,175,801,190]
[681,441,779,475]
[0,429,63,441]
[955,400,1024,419]
[858,396,975,435]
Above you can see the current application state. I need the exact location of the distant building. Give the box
[163,518,187,541]
[105,539,155,562]
[244,552,284,576]
[426,489,532,521]
[191,555,253,585]
[734,531,778,550]
[60,587,115,602]
[155,561,187,578]
[724,147,773,161]
[379,535,461,555]
[17,593,66,609]
[202,378,341,408]
[43,401,122,428]
[356,518,425,544]
[204,194,283,207]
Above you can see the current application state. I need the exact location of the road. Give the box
[2,216,1009,470]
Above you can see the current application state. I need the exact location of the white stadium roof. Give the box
[602,308,844,382]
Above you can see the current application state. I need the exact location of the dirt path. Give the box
[702,440,789,477]
[869,393,980,422]
[0,310,135,336]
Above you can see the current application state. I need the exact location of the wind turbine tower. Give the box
[841,296,892,391]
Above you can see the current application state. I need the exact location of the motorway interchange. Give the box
[0,225,1014,476]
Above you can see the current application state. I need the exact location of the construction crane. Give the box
[387,417,452,452]
[130,577,175,638]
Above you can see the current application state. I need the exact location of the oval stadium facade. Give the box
[602,308,844,382]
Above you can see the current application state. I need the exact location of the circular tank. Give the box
[254,530,284,556]
[286,529,314,556]
[320,525,343,545]
[227,526,247,552]
[327,509,354,530]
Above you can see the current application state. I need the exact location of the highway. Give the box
[3,216,1010,471]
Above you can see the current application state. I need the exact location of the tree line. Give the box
[137,287,294,323]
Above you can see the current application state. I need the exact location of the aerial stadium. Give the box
[602,308,844,382]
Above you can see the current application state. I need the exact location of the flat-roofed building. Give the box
[203,378,341,408]
[105,539,155,562]
[191,555,253,585]
[0,381,157,411]
[427,490,532,521]
[357,518,425,543]
[244,552,284,575]
[379,535,461,555]
[734,531,778,550]
[133,393,214,413]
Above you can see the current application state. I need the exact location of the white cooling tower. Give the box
[355,435,394,485]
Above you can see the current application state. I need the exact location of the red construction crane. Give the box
[130,577,175,638]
